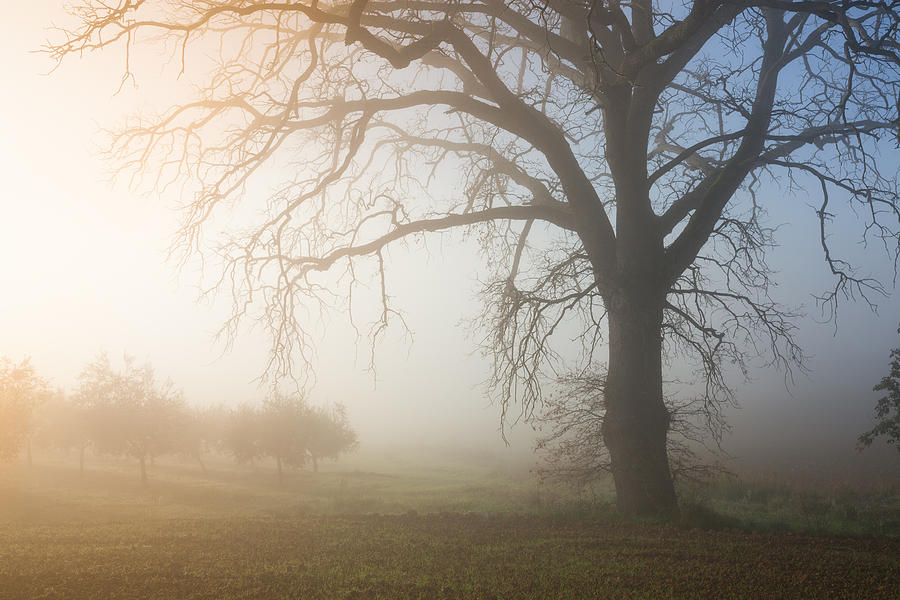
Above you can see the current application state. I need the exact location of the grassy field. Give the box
[0,450,898,599]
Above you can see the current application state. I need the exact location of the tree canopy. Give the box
[50,1,900,516]
[0,357,49,460]
[75,353,187,484]
[306,403,358,472]
[223,394,357,483]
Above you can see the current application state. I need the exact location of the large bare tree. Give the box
[50,1,900,516]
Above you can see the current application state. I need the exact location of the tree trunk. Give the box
[139,455,147,486]
[601,292,678,518]
[276,456,283,486]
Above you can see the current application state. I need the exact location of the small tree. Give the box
[0,357,49,463]
[76,353,188,484]
[859,325,900,453]
[33,391,92,474]
[306,403,358,473]
[178,405,229,473]
[223,404,262,465]
[258,393,311,486]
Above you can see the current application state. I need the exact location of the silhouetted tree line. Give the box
[224,393,358,485]
[0,353,357,484]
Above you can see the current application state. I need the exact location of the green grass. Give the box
[0,452,898,599]
[678,476,900,536]
[0,449,603,521]
[1,512,897,599]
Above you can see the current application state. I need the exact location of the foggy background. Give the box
[2,2,898,483]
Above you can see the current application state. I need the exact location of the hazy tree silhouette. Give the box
[223,396,356,482]
[0,357,49,463]
[305,403,358,472]
[859,325,900,454]
[178,406,230,473]
[33,391,93,474]
[75,353,188,485]
[224,403,264,466]
[258,393,314,485]
[225,393,314,485]
[50,2,900,516]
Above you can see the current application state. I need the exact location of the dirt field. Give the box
[0,453,897,599]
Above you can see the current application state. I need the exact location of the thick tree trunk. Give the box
[601,293,678,518]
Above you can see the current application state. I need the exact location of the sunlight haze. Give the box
[1,1,899,472]
[2,3,900,598]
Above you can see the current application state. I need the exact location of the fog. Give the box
[1,1,898,488]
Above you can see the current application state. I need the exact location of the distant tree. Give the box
[51,1,900,517]
[223,404,263,465]
[224,397,355,480]
[859,325,900,454]
[178,405,229,473]
[258,393,311,486]
[0,357,49,462]
[305,403,358,473]
[33,390,93,474]
[76,353,188,484]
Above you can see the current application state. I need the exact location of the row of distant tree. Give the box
[0,354,357,484]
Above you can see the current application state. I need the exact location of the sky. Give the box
[1,3,898,479]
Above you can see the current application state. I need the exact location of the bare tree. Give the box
[534,370,723,489]
[50,2,900,516]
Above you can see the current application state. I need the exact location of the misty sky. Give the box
[1,3,899,478]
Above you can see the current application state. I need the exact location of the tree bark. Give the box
[601,291,678,518]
